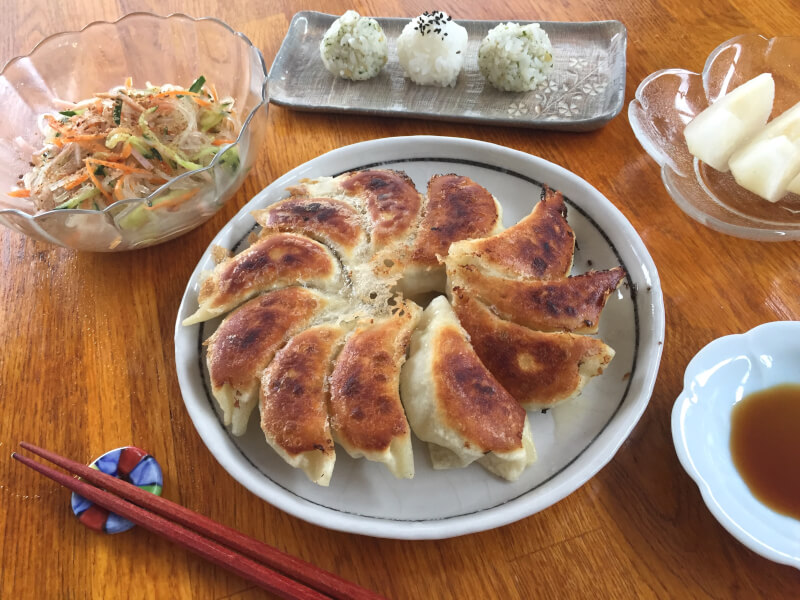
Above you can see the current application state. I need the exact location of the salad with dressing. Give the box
[9,76,241,213]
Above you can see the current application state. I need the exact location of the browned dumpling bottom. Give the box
[186,172,624,484]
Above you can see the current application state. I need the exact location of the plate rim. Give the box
[175,135,665,539]
[267,11,627,132]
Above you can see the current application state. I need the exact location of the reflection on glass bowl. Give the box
[628,34,800,241]
[0,12,268,251]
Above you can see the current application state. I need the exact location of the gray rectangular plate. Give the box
[268,11,627,131]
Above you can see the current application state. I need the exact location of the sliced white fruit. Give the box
[787,172,800,195]
[728,136,800,202]
[684,72,775,172]
[729,100,800,202]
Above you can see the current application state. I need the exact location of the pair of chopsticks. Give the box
[12,442,385,600]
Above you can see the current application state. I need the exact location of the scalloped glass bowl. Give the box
[0,13,268,251]
[629,34,800,241]
[672,321,800,569]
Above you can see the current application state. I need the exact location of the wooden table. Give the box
[2,1,799,598]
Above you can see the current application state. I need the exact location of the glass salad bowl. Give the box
[0,12,268,251]
[628,34,800,241]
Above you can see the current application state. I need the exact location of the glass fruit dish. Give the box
[628,34,800,241]
[0,12,268,251]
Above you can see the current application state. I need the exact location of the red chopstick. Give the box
[13,442,385,600]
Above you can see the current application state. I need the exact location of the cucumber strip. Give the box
[188,75,206,94]
[118,204,150,230]
[219,146,240,172]
[193,146,219,164]
[106,131,131,149]
[199,109,224,132]
[54,186,100,209]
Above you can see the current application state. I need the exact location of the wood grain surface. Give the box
[2,1,800,598]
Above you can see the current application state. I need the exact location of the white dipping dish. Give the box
[176,135,664,540]
[672,321,800,569]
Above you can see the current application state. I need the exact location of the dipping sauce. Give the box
[730,383,800,520]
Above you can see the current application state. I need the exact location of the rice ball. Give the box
[478,23,554,92]
[396,11,468,88]
[320,10,388,81]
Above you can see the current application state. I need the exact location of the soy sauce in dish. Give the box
[730,383,800,521]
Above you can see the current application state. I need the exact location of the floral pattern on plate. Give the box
[269,12,626,131]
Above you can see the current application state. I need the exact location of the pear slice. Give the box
[729,137,800,202]
[684,72,774,172]
[729,101,800,202]
[787,172,800,196]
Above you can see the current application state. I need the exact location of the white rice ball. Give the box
[320,10,388,81]
[478,23,554,92]
[396,11,468,88]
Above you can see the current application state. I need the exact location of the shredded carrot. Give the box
[96,150,139,162]
[64,171,90,190]
[151,89,212,107]
[60,134,107,143]
[85,158,151,175]
[53,138,107,152]
[85,160,112,202]
[157,160,173,176]
[114,176,126,201]
[44,115,72,135]
[26,78,235,212]
[145,188,199,211]
[151,89,204,99]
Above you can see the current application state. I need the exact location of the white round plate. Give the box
[672,321,800,569]
[175,135,665,539]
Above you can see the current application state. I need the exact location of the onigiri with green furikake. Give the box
[478,23,554,92]
[319,11,388,81]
